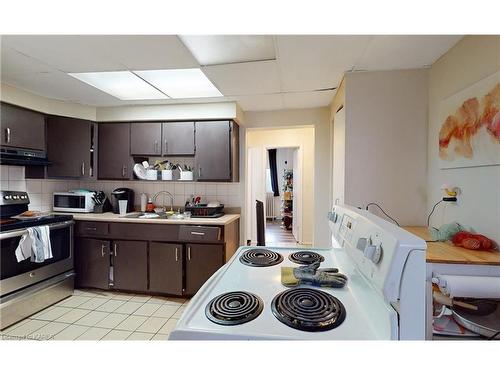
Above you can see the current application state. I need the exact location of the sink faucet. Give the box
[152,191,174,212]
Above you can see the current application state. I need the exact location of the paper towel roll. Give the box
[434,275,500,298]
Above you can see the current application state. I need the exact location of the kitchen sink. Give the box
[122,212,185,220]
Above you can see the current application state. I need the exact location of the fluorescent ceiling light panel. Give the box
[134,68,222,98]
[68,71,168,100]
[179,35,276,65]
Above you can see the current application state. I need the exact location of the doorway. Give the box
[265,147,299,246]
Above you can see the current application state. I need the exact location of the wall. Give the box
[0,83,97,120]
[0,165,241,212]
[247,127,315,244]
[243,107,331,247]
[427,36,500,240]
[342,69,429,226]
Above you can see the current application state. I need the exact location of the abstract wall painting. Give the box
[438,71,500,169]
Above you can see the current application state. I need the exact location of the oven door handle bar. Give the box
[0,220,74,240]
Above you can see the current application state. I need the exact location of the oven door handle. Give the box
[0,220,74,240]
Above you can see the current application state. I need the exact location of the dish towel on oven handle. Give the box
[15,226,53,263]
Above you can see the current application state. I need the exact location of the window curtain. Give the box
[268,149,279,197]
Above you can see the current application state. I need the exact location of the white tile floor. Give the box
[0,289,188,341]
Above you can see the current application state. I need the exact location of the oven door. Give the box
[0,220,74,297]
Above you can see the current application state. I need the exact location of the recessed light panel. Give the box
[179,35,276,66]
[68,71,168,100]
[134,68,222,99]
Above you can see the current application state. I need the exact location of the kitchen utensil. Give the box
[452,301,500,339]
[433,291,478,311]
[118,200,128,216]
[452,299,497,316]
[11,211,52,220]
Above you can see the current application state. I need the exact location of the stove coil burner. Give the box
[205,291,264,325]
[239,248,284,267]
[271,288,346,332]
[289,251,325,265]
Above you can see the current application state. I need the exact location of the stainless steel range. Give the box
[0,191,75,330]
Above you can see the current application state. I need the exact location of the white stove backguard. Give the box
[330,205,427,339]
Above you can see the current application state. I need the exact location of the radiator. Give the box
[266,193,275,219]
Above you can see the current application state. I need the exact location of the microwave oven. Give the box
[53,191,95,213]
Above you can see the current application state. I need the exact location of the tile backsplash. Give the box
[1,165,241,212]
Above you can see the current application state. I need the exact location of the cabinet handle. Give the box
[198,166,202,178]
[187,246,191,261]
[122,165,127,177]
[190,231,205,236]
[85,227,97,231]
[5,128,11,143]
[164,140,168,155]
[114,243,117,257]
[81,162,85,176]
[154,140,159,154]
[175,247,179,262]
[101,244,106,257]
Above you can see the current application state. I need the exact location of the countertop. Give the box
[57,212,240,226]
[404,226,500,266]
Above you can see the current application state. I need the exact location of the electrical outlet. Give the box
[441,184,460,203]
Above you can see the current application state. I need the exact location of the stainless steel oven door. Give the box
[0,220,74,297]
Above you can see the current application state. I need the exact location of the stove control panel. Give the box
[1,191,30,205]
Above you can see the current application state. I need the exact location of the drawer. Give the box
[75,221,109,236]
[179,226,222,242]
[109,222,178,241]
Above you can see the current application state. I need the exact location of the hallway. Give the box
[265,220,297,247]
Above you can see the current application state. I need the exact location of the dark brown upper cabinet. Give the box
[98,122,133,180]
[0,102,46,151]
[194,121,239,182]
[130,122,162,156]
[162,121,195,156]
[46,115,96,179]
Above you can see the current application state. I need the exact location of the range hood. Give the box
[0,146,51,166]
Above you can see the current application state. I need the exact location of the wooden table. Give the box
[404,226,500,266]
[403,226,500,339]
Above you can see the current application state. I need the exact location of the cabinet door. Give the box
[46,116,92,178]
[185,243,224,295]
[0,102,46,150]
[149,242,183,295]
[112,240,148,292]
[74,238,110,289]
[194,121,231,181]
[98,122,132,179]
[162,122,195,155]
[130,122,161,155]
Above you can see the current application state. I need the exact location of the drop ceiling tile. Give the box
[1,47,57,78]
[203,60,281,96]
[276,35,372,91]
[233,93,284,111]
[282,90,335,109]
[180,35,276,66]
[1,35,199,73]
[356,35,463,71]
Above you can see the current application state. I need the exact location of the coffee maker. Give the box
[111,188,135,214]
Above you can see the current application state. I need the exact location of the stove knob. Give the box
[21,195,27,199]
[12,195,19,200]
[372,244,383,264]
[363,244,376,260]
[4,195,11,200]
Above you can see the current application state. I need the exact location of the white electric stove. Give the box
[170,205,427,340]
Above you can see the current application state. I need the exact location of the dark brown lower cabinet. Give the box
[112,240,148,292]
[149,242,183,295]
[74,238,110,289]
[185,243,224,295]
